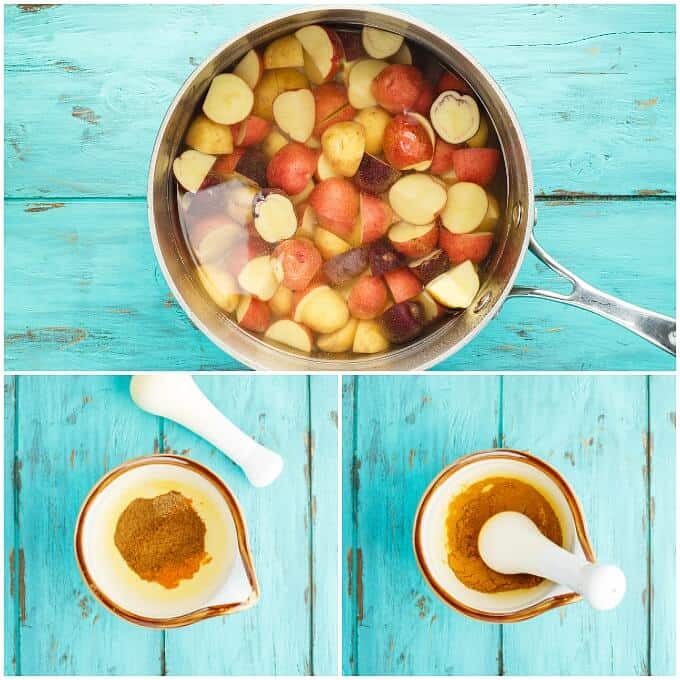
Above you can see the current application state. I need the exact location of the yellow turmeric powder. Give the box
[446,477,562,593]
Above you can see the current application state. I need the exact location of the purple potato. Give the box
[369,239,405,276]
[235,148,268,187]
[380,301,425,343]
[408,248,450,284]
[336,30,366,61]
[353,154,401,194]
[323,247,369,285]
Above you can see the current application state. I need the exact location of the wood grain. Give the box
[4,198,675,371]
[4,4,674,198]
[4,375,338,675]
[342,374,676,675]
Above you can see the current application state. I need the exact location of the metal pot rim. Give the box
[148,6,535,371]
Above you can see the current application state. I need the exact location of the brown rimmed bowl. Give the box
[74,454,259,628]
[413,449,595,623]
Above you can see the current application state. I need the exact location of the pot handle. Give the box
[508,234,676,355]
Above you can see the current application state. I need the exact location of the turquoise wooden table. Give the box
[4,374,338,675]
[4,4,675,371]
[342,375,675,675]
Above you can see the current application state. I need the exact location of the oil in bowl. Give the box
[78,461,238,621]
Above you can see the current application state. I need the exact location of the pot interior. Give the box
[149,8,533,370]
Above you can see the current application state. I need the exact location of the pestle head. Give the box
[478,511,543,574]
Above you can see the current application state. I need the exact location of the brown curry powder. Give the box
[114,490,210,589]
[445,477,562,593]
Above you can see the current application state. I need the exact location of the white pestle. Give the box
[478,511,626,611]
[130,374,284,487]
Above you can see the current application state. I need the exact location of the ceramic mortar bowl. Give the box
[74,455,259,628]
[413,449,595,622]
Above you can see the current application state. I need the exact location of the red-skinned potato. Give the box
[371,64,424,114]
[231,116,272,147]
[388,221,439,258]
[353,153,401,194]
[383,114,433,170]
[271,238,323,291]
[383,267,422,303]
[359,193,394,244]
[213,149,246,175]
[411,82,434,116]
[236,295,271,332]
[430,138,461,174]
[295,25,344,84]
[450,148,500,186]
[436,70,474,96]
[313,83,356,137]
[267,142,318,195]
[309,177,359,236]
[439,230,494,264]
[348,275,389,319]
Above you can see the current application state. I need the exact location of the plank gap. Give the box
[12,376,22,676]
[306,375,314,676]
[645,375,652,675]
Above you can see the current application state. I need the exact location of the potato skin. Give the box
[323,247,369,285]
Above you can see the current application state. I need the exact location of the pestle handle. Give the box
[130,374,283,487]
[478,511,626,611]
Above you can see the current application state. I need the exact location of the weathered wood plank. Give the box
[349,376,501,675]
[5,198,674,370]
[4,199,245,371]
[4,377,18,675]
[14,376,162,674]
[4,4,674,197]
[162,376,314,675]
[341,376,357,676]
[309,375,340,675]
[501,375,649,675]
[649,375,676,675]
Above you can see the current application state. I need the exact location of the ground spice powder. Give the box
[114,490,210,589]
[446,476,562,593]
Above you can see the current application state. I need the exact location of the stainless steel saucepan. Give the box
[148,6,676,370]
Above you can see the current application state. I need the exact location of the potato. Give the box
[352,319,389,353]
[353,106,392,155]
[294,285,349,333]
[353,153,400,194]
[380,300,424,343]
[322,247,369,285]
[268,285,294,317]
[252,68,309,121]
[263,34,304,69]
[314,227,352,259]
[321,121,366,177]
[185,113,234,155]
[440,182,489,234]
[371,64,424,114]
[388,174,447,225]
[264,319,313,352]
[317,318,359,353]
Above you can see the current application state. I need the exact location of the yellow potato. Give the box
[264,319,313,352]
[352,319,389,353]
[263,35,304,69]
[467,116,489,148]
[479,193,500,231]
[317,318,359,353]
[262,128,289,158]
[314,227,351,259]
[321,121,365,177]
[185,113,234,155]
[196,265,240,312]
[252,68,309,121]
[354,106,392,155]
[294,285,349,334]
[268,285,294,317]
